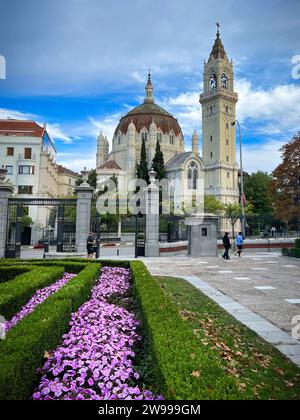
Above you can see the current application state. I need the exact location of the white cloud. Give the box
[241,139,284,174]
[89,113,122,147]
[44,123,72,144]
[236,80,300,133]
[0,108,35,120]
[57,153,96,172]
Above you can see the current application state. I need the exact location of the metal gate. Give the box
[135,213,145,257]
[5,198,77,258]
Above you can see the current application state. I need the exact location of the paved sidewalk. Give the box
[142,252,300,365]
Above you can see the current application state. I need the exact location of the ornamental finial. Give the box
[216,21,220,38]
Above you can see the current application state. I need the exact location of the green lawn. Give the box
[156,276,300,400]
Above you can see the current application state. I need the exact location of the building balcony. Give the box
[18,153,36,161]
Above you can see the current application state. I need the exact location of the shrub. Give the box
[0,263,101,400]
[130,260,239,400]
[0,266,32,284]
[0,298,72,400]
[295,239,300,250]
[49,263,101,310]
[0,267,65,319]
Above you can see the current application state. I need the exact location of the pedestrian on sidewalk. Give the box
[222,232,231,260]
[235,232,244,257]
[86,231,95,259]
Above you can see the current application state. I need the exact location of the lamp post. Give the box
[231,120,246,237]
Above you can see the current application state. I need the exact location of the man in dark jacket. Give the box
[222,232,231,260]
[86,231,95,259]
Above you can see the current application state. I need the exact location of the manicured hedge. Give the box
[0,266,65,319]
[130,260,240,400]
[0,298,73,400]
[282,242,300,258]
[0,263,101,400]
[48,263,101,310]
[0,259,89,274]
[0,266,32,284]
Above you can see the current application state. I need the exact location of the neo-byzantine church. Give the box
[96,27,239,208]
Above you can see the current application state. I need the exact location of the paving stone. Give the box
[218,270,234,273]
[285,299,300,304]
[275,344,300,357]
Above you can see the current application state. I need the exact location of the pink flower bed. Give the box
[5,273,76,332]
[32,266,162,400]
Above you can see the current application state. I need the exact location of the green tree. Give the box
[204,196,224,214]
[136,138,149,184]
[244,171,274,215]
[272,133,300,227]
[152,139,166,181]
[223,203,241,240]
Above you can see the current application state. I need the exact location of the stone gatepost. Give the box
[145,169,160,257]
[185,213,219,257]
[75,169,94,253]
[0,167,14,259]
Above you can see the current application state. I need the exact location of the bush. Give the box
[0,259,89,274]
[130,260,239,400]
[0,266,65,319]
[49,263,101,310]
[0,266,32,284]
[291,248,300,258]
[0,298,72,400]
[282,243,300,258]
[0,263,101,400]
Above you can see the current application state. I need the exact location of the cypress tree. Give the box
[152,139,166,180]
[137,137,149,183]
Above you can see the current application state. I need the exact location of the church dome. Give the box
[114,73,183,137]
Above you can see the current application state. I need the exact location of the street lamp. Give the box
[231,120,246,237]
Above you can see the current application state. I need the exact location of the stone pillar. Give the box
[145,169,159,257]
[185,213,219,257]
[75,169,94,253]
[0,167,14,259]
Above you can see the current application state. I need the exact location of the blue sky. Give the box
[0,0,299,173]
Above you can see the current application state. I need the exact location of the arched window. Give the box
[157,132,162,143]
[210,73,217,90]
[221,72,228,89]
[142,132,147,142]
[187,161,199,190]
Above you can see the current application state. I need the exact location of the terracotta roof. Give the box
[114,102,183,137]
[56,164,80,177]
[98,160,122,170]
[0,120,45,137]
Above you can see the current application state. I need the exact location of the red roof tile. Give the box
[0,120,45,137]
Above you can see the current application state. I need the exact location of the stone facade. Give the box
[0,120,80,244]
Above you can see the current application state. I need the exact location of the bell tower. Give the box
[200,24,239,204]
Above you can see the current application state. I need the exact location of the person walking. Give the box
[222,232,231,260]
[86,231,95,259]
[235,232,244,257]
